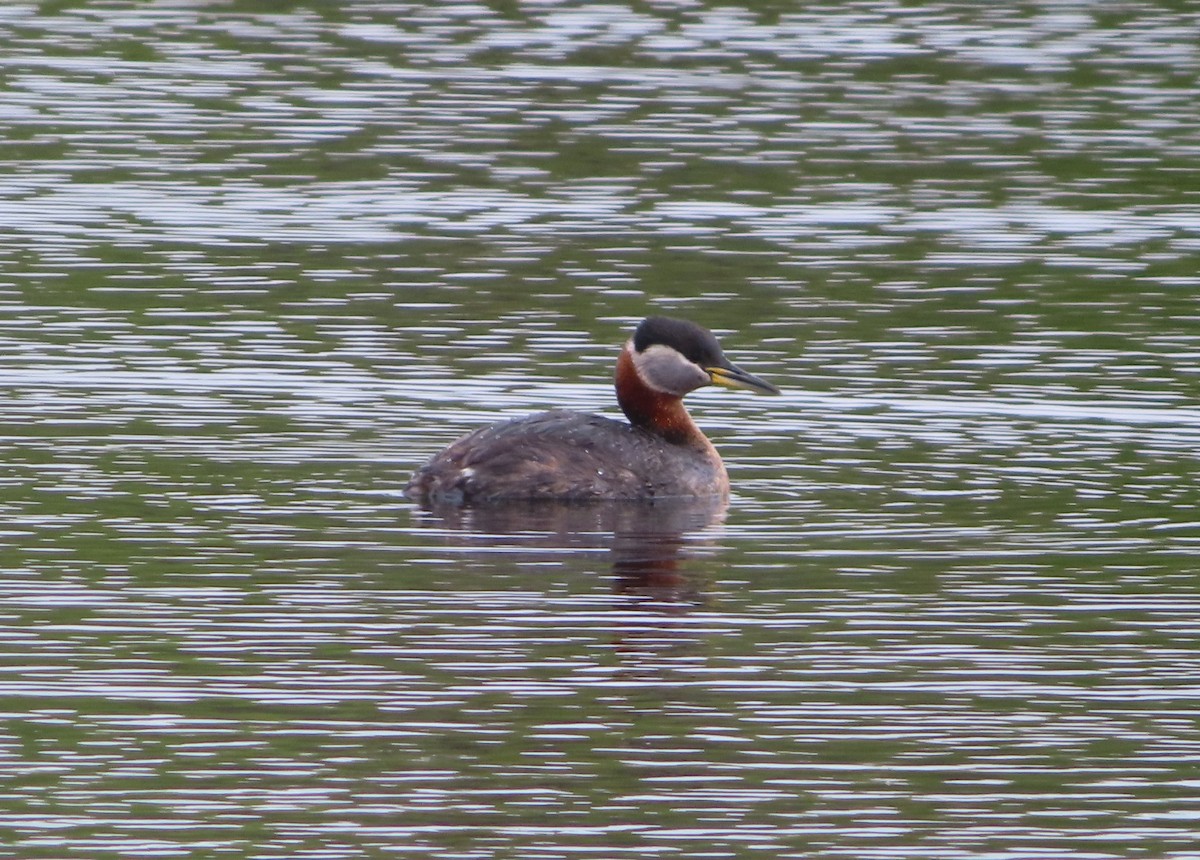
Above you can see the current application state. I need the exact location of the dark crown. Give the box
[633,316,725,367]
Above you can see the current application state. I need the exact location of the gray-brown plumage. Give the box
[406,316,779,505]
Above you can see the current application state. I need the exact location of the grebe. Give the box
[406,316,779,504]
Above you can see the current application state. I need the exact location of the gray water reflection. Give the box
[415,496,727,603]
[3,0,1200,858]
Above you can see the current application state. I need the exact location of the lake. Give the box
[2,2,1200,858]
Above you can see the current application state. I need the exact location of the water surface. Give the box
[2,2,1200,858]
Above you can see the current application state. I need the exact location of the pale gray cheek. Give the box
[636,348,710,395]
[664,361,709,394]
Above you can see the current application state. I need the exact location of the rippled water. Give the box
[3,2,1200,858]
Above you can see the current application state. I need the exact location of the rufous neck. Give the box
[615,342,707,446]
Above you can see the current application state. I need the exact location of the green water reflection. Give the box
[3,0,1200,857]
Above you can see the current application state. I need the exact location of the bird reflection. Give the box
[410,495,727,604]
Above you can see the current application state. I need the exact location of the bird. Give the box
[406,315,779,504]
